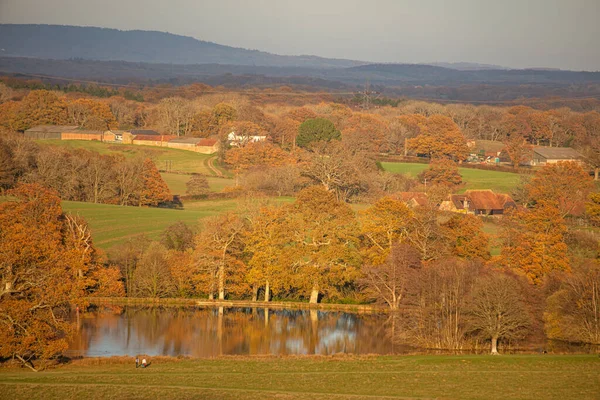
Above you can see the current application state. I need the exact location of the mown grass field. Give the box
[61,200,240,249]
[381,162,521,194]
[160,172,235,194]
[61,197,295,250]
[37,140,217,175]
[0,355,597,400]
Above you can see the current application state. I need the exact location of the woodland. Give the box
[0,77,599,369]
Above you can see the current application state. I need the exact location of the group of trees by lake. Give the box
[1,79,599,367]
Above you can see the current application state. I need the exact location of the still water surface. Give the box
[68,305,397,357]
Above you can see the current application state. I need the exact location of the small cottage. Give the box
[440,190,516,216]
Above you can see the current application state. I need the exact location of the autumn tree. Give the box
[465,272,530,354]
[503,134,533,169]
[499,201,570,284]
[359,197,413,265]
[156,97,196,136]
[360,243,421,310]
[161,221,195,252]
[302,141,374,202]
[185,174,210,197]
[544,260,600,344]
[139,158,171,206]
[407,115,469,161]
[296,118,341,149]
[526,161,594,217]
[133,242,174,298]
[67,98,117,130]
[282,186,361,303]
[0,184,93,370]
[11,90,68,131]
[442,214,490,260]
[586,191,600,226]
[225,141,294,177]
[244,206,290,301]
[418,158,462,187]
[194,213,246,300]
[406,205,447,261]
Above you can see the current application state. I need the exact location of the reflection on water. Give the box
[68,306,398,357]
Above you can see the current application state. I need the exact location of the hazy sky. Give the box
[1,0,599,71]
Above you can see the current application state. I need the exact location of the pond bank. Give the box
[86,297,389,313]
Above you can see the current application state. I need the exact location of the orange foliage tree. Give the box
[11,90,69,131]
[359,197,413,265]
[499,201,570,284]
[407,115,468,161]
[418,158,462,187]
[0,184,118,370]
[280,186,361,303]
[139,158,171,206]
[442,214,490,260]
[526,161,594,217]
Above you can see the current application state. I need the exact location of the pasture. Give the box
[61,200,239,249]
[160,172,235,194]
[381,162,522,194]
[0,355,597,400]
[37,140,218,175]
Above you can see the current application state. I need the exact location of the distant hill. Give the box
[427,62,508,71]
[0,24,366,68]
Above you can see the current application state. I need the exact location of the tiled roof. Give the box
[533,147,582,160]
[197,138,218,146]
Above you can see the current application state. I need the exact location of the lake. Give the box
[68,305,597,358]
[67,305,399,357]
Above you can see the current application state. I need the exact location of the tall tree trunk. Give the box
[309,286,319,304]
[595,168,599,181]
[251,285,258,302]
[264,280,270,302]
[491,335,499,355]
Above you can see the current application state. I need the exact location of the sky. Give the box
[1,0,599,71]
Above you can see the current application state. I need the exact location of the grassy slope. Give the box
[0,355,597,400]
[160,172,235,194]
[381,162,521,194]
[37,140,216,175]
[61,200,240,249]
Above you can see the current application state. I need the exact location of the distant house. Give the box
[167,137,219,154]
[440,190,516,216]
[227,131,267,147]
[104,130,126,142]
[531,147,582,166]
[394,192,429,208]
[24,125,78,140]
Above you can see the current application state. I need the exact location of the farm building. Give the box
[133,134,176,147]
[167,137,219,154]
[24,125,78,140]
[440,190,516,216]
[531,147,582,166]
[61,129,104,141]
[123,130,161,144]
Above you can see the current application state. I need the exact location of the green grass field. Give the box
[37,140,218,175]
[381,162,521,194]
[160,173,235,194]
[0,355,597,399]
[61,200,240,249]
